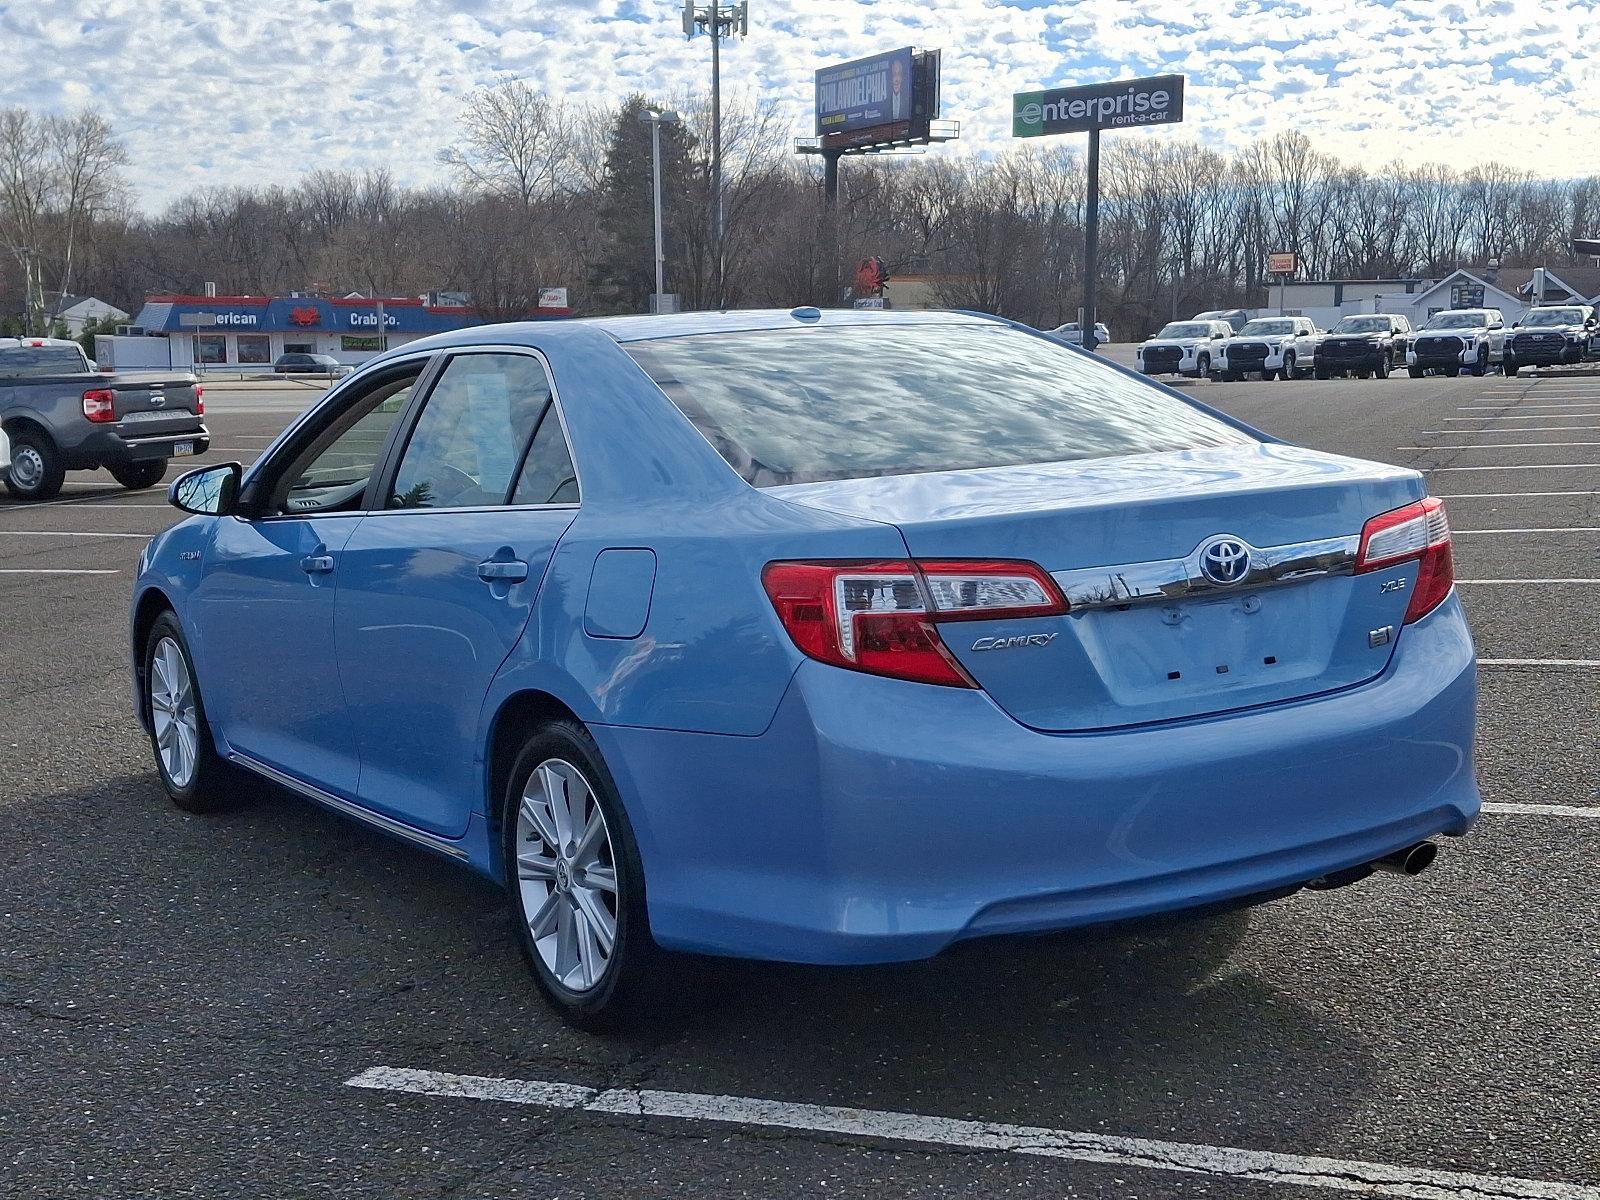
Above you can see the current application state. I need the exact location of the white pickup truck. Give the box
[1216,317,1321,381]
[1406,310,1506,378]
[1134,320,1232,379]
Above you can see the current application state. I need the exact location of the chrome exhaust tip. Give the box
[1370,841,1438,877]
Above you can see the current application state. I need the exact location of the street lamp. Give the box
[637,108,681,313]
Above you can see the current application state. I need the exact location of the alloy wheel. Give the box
[515,758,620,993]
[150,636,199,789]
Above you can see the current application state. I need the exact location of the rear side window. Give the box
[622,324,1253,486]
[390,352,552,509]
[0,347,87,376]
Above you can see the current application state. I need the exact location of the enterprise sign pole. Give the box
[1013,74,1184,351]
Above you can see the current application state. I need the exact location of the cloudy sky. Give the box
[5,0,1596,210]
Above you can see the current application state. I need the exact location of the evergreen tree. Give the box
[590,95,697,314]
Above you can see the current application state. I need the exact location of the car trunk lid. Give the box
[104,373,203,430]
[771,442,1425,731]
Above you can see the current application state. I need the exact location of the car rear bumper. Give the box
[66,425,210,469]
[595,593,1479,965]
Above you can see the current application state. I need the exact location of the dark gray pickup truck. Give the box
[0,338,210,501]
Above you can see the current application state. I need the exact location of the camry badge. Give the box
[972,633,1058,652]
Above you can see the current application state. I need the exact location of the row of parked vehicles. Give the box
[1134,305,1600,382]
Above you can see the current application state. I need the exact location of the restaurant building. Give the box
[117,292,567,371]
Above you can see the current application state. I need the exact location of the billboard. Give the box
[1013,74,1184,138]
[816,48,916,137]
[1267,252,1297,275]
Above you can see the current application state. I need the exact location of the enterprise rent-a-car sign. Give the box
[816,48,915,136]
[1013,74,1184,137]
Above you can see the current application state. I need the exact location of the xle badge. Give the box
[971,633,1058,652]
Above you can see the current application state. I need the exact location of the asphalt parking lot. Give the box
[1,369,1596,1199]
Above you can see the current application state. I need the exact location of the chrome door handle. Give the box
[300,554,335,574]
[478,559,529,583]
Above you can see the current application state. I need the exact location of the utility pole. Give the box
[1081,128,1100,352]
[683,1,748,310]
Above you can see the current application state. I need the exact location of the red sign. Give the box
[289,305,321,327]
[855,257,888,296]
[1267,252,1297,276]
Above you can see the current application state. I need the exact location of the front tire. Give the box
[4,428,65,501]
[1408,366,1425,378]
[1504,361,1520,377]
[504,720,654,1029]
[144,613,235,813]
[110,460,168,490]
[1196,353,1210,379]
[1374,354,1391,379]
[1276,353,1295,381]
[1468,356,1488,377]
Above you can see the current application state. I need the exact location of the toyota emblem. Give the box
[1198,536,1251,585]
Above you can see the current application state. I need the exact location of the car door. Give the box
[189,359,429,795]
[334,348,580,837]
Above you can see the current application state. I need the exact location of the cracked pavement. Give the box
[1,375,1597,1198]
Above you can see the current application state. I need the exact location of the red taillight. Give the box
[761,559,1067,688]
[194,384,204,415]
[82,387,116,423]
[1356,497,1454,623]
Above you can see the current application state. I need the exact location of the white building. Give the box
[46,294,129,336]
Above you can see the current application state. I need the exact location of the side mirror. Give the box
[1212,331,1225,339]
[169,462,242,516]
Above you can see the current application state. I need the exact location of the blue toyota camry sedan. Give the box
[131,309,1479,1025]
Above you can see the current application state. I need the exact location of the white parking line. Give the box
[1451,527,1600,534]
[1479,658,1600,667]
[1429,463,1600,472]
[1421,428,1600,435]
[1482,803,1600,817]
[1398,442,1600,449]
[1444,415,1600,421]
[344,1066,1597,1200]
[1456,578,1600,584]
[0,568,120,575]
[1439,491,1600,498]
[0,531,150,538]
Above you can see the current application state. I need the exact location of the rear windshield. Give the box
[622,324,1254,487]
[0,346,87,376]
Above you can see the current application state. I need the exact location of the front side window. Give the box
[390,352,553,509]
[269,372,419,515]
[622,323,1253,487]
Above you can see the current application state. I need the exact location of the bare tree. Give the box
[439,82,578,213]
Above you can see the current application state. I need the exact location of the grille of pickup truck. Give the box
[1414,335,1464,358]
[1142,346,1183,371]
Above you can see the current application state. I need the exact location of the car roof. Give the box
[383,308,1002,361]
[0,336,81,349]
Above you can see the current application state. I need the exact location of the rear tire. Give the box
[110,460,168,490]
[503,720,655,1030]
[4,428,65,501]
[1444,365,1460,377]
[1408,366,1425,379]
[144,612,236,813]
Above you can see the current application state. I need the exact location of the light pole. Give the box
[683,1,748,310]
[637,108,681,312]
